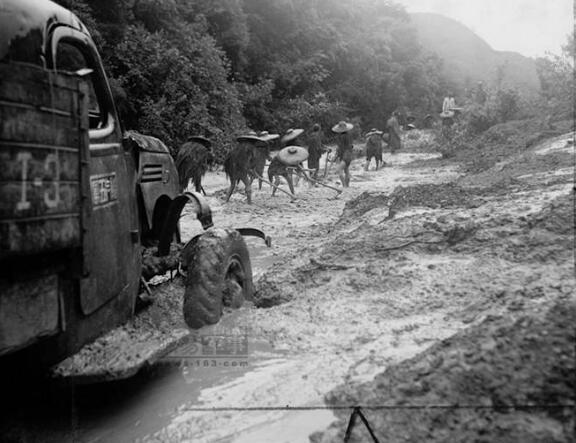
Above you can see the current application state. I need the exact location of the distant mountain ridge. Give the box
[410,12,540,94]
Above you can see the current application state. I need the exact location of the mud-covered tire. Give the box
[182,228,254,329]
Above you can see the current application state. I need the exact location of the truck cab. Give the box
[0,0,218,369]
[1,0,267,376]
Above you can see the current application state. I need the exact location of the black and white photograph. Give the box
[0,0,574,441]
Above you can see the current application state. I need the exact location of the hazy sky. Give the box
[397,0,574,57]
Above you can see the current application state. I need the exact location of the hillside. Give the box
[410,12,540,94]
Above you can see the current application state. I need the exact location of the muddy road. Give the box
[2,129,574,442]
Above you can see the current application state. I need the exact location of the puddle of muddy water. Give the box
[54,337,301,443]
[147,308,466,442]
[231,409,337,443]
[148,342,341,442]
[1,308,465,443]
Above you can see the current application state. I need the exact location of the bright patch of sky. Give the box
[396,0,573,57]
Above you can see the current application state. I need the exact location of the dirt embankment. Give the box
[315,299,575,443]
[414,118,574,173]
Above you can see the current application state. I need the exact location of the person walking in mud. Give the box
[331,120,354,188]
[442,93,456,115]
[224,132,269,204]
[175,135,213,194]
[386,111,402,154]
[267,145,309,198]
[273,128,305,187]
[364,128,385,171]
[440,92,460,139]
[306,123,324,181]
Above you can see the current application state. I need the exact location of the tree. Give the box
[536,32,574,119]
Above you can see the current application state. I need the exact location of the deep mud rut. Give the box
[150,131,573,442]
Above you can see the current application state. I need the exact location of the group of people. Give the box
[176,113,405,204]
[223,124,332,203]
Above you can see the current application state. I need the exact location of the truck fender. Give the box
[236,228,272,248]
[157,192,213,256]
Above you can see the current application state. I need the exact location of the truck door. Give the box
[52,30,140,315]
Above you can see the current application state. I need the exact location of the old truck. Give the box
[0,0,268,378]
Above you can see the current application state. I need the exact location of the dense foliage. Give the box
[535,32,575,121]
[54,0,446,159]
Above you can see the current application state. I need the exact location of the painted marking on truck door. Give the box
[90,173,118,208]
[15,150,61,212]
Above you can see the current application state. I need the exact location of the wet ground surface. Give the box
[2,130,574,442]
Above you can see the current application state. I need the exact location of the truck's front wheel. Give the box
[182,228,253,329]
